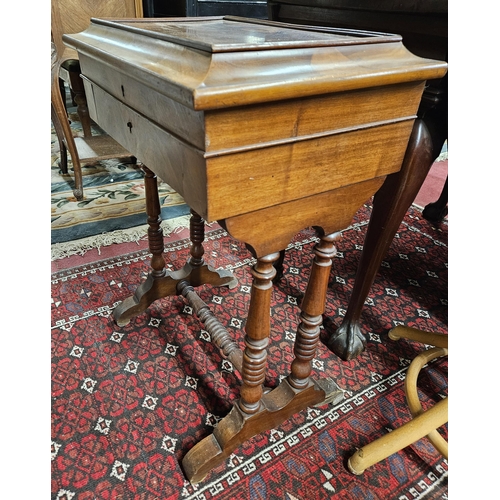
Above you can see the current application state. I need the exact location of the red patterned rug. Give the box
[51,203,448,500]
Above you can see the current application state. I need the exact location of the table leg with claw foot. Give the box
[325,119,436,360]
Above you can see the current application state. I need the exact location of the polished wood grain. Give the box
[204,82,424,151]
[64,17,447,482]
[78,73,418,221]
[72,17,444,110]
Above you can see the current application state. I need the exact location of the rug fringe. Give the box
[51,215,192,261]
[435,150,448,162]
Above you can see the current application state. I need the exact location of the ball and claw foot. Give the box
[325,320,367,361]
[422,201,447,224]
[73,187,84,201]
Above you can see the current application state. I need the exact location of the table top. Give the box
[92,16,400,53]
[64,16,447,111]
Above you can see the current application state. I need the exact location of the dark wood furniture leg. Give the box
[423,175,448,223]
[51,55,84,201]
[66,65,93,138]
[182,231,343,483]
[113,165,238,326]
[325,119,436,360]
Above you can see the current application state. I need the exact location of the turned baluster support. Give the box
[144,166,167,279]
[188,210,205,267]
[239,253,279,414]
[289,231,341,389]
[182,240,344,483]
[71,84,92,138]
[113,166,237,327]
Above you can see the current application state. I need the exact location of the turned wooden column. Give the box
[67,67,93,138]
[113,167,237,327]
[143,165,167,279]
[289,231,340,389]
[239,253,279,414]
[188,210,205,267]
[182,243,343,483]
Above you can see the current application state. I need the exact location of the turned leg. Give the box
[326,119,436,360]
[113,166,237,327]
[189,210,205,267]
[113,166,169,325]
[68,69,92,138]
[73,90,92,138]
[289,231,340,389]
[182,238,343,483]
[145,166,168,279]
[184,210,238,288]
[239,254,279,414]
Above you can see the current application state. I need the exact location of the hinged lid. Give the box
[64,16,447,110]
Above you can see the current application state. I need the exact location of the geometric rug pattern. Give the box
[51,204,448,499]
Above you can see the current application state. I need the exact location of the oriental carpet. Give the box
[51,203,448,500]
[51,110,190,254]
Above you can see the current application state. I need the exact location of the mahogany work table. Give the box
[64,16,447,483]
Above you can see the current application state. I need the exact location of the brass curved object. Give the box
[348,326,448,475]
[405,346,448,458]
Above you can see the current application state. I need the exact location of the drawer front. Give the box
[82,77,414,222]
[79,54,207,151]
[206,119,414,220]
[82,77,210,219]
[205,81,423,152]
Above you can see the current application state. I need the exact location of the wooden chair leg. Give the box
[348,397,448,474]
[348,326,448,474]
[51,104,68,175]
[51,64,84,200]
[388,325,448,348]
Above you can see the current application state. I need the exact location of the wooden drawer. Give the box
[82,75,209,217]
[83,76,414,221]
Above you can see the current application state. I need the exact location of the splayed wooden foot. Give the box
[113,167,237,326]
[182,376,342,483]
[113,262,237,326]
